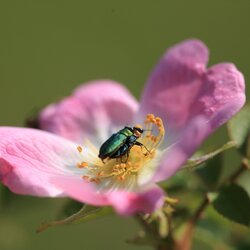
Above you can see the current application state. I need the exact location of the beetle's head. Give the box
[133,126,143,138]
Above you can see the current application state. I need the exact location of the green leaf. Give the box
[57,200,83,218]
[36,204,113,233]
[193,227,235,250]
[212,184,250,226]
[228,103,250,157]
[196,154,223,191]
[183,141,236,170]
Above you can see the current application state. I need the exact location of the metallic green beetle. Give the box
[98,126,150,162]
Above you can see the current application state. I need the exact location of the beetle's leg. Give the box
[101,158,107,164]
[134,141,151,155]
[121,153,129,163]
[120,149,130,163]
[120,156,124,163]
[101,157,110,164]
[125,150,129,163]
[119,154,124,163]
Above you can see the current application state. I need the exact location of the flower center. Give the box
[76,114,165,186]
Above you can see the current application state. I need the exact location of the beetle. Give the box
[98,126,150,163]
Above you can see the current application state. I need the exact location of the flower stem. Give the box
[175,196,209,250]
[228,158,250,183]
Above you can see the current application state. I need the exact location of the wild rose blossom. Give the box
[0,40,245,215]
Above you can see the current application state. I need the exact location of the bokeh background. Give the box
[0,1,250,250]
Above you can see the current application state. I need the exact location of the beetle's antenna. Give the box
[142,144,151,154]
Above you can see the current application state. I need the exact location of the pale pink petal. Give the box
[52,176,165,215]
[138,39,245,182]
[154,95,245,182]
[51,176,110,206]
[108,186,165,215]
[0,127,92,198]
[152,116,211,182]
[139,40,245,138]
[139,39,208,132]
[39,80,139,144]
[194,63,245,129]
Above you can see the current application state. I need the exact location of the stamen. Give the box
[117,175,125,181]
[77,161,88,168]
[77,146,83,153]
[82,175,90,181]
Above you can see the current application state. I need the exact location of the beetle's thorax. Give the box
[119,127,134,137]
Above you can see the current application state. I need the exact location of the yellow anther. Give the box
[77,161,88,168]
[151,118,157,124]
[155,117,161,123]
[156,120,162,126]
[82,175,90,181]
[97,171,104,176]
[146,114,155,119]
[113,164,120,170]
[90,178,100,184]
[77,146,83,152]
[120,163,126,169]
[117,175,125,181]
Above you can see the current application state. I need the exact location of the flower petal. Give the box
[139,39,245,139]
[39,80,139,145]
[107,186,165,215]
[152,116,211,182]
[52,175,165,215]
[0,127,84,197]
[196,63,245,129]
[139,39,209,133]
[50,176,109,206]
[153,95,244,182]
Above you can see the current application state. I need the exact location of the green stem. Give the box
[175,196,209,250]
[183,141,236,170]
[229,158,250,183]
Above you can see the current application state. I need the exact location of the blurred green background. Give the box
[0,0,250,250]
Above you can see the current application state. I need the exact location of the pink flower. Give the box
[0,40,245,215]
